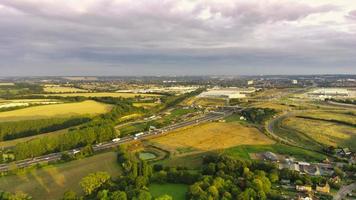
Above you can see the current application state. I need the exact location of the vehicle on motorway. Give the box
[71,149,80,154]
[112,138,121,142]
[135,132,144,137]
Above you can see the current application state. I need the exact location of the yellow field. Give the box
[151,122,274,154]
[133,102,158,108]
[42,92,161,98]
[44,86,88,93]
[0,82,15,86]
[282,117,356,150]
[118,113,143,122]
[181,97,226,107]
[250,101,292,111]
[0,100,112,122]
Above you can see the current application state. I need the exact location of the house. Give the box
[296,185,312,193]
[316,183,330,194]
[329,176,341,184]
[297,194,313,200]
[262,151,278,162]
[301,164,320,176]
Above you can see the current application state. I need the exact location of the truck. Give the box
[135,132,144,137]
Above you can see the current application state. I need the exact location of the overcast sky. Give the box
[0,0,356,76]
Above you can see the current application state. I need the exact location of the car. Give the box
[112,138,121,142]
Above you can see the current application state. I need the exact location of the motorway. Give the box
[0,110,232,172]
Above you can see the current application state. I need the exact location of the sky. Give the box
[0,0,356,76]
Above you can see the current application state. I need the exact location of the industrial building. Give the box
[198,88,256,99]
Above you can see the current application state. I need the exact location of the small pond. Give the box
[138,152,157,160]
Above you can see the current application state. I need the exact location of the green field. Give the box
[0,128,69,149]
[0,100,112,122]
[224,144,326,162]
[0,152,120,200]
[149,183,188,200]
[42,92,161,98]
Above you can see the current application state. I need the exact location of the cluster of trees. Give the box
[151,164,200,185]
[13,101,137,160]
[187,155,280,200]
[241,108,277,124]
[0,191,31,200]
[0,117,90,141]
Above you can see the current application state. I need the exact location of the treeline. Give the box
[13,102,137,160]
[326,98,356,105]
[160,88,205,109]
[241,107,277,124]
[0,117,91,141]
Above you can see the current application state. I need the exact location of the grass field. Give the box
[43,86,88,93]
[0,152,120,200]
[224,144,326,162]
[296,111,356,125]
[151,122,274,154]
[0,100,112,122]
[42,92,161,98]
[149,183,188,200]
[282,117,356,150]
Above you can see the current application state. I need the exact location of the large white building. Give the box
[199,88,255,99]
[308,88,349,99]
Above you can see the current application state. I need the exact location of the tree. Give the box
[97,190,109,200]
[62,190,77,200]
[80,171,111,195]
[134,190,152,200]
[154,194,173,200]
[110,191,127,200]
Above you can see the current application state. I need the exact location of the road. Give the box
[0,110,232,172]
[334,182,356,200]
[265,111,299,145]
[327,101,356,109]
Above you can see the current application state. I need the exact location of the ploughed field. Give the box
[0,100,112,122]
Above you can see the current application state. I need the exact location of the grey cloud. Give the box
[0,0,354,75]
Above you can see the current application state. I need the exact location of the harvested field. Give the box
[42,92,161,98]
[151,122,274,154]
[0,100,112,122]
[43,86,88,93]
